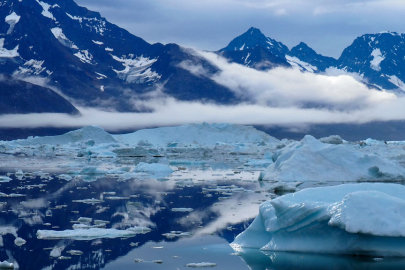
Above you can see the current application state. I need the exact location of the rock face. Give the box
[232,183,405,257]
[0,0,237,113]
[260,135,405,182]
[0,74,78,114]
[337,32,405,91]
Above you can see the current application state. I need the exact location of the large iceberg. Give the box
[115,123,280,146]
[231,183,405,257]
[260,135,405,182]
[16,126,117,145]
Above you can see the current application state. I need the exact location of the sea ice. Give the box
[37,226,151,240]
[232,183,405,256]
[261,135,405,182]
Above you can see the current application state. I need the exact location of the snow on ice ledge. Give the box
[231,183,405,257]
[260,135,405,182]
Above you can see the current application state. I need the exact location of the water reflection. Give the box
[237,248,405,270]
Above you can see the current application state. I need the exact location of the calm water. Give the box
[0,167,404,270]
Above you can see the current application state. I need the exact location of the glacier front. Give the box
[231,183,405,257]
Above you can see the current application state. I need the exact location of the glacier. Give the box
[231,183,405,256]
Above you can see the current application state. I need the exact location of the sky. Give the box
[74,0,405,58]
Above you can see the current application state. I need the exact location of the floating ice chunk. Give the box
[0,261,14,269]
[0,38,19,58]
[186,262,217,268]
[14,237,26,246]
[232,183,405,256]
[66,250,83,256]
[72,198,104,205]
[261,135,405,182]
[134,163,173,178]
[16,126,117,145]
[58,174,72,181]
[92,40,103,45]
[37,226,151,240]
[116,123,279,147]
[171,208,193,212]
[162,231,191,239]
[0,176,12,182]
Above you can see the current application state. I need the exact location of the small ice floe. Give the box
[37,226,151,240]
[58,256,71,260]
[66,250,83,256]
[0,176,12,182]
[171,208,193,212]
[14,237,26,246]
[153,260,163,264]
[186,262,217,268]
[0,261,14,269]
[162,231,191,239]
[134,258,143,263]
[72,198,104,205]
[232,183,405,257]
[58,174,72,181]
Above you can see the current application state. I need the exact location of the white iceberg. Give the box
[261,135,405,182]
[17,126,117,145]
[37,226,151,240]
[115,123,279,147]
[232,183,405,257]
[133,162,173,178]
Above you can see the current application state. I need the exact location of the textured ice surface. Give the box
[261,135,405,182]
[232,183,405,256]
[115,123,280,147]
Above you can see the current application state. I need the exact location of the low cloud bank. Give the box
[1,50,405,131]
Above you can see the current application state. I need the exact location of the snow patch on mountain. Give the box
[74,50,93,64]
[387,75,405,91]
[15,59,46,75]
[51,28,78,49]
[36,0,58,20]
[370,48,385,71]
[65,13,107,35]
[111,55,160,83]
[286,55,318,73]
[5,12,21,34]
[0,38,19,58]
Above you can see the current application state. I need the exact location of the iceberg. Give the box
[261,135,405,182]
[231,183,405,257]
[16,126,117,145]
[115,123,280,147]
[133,162,174,178]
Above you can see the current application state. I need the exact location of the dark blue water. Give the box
[0,172,404,270]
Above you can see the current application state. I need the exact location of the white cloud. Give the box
[2,50,405,131]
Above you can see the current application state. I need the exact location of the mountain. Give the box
[0,0,237,113]
[218,27,337,73]
[0,74,79,114]
[337,32,405,91]
[289,42,337,72]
